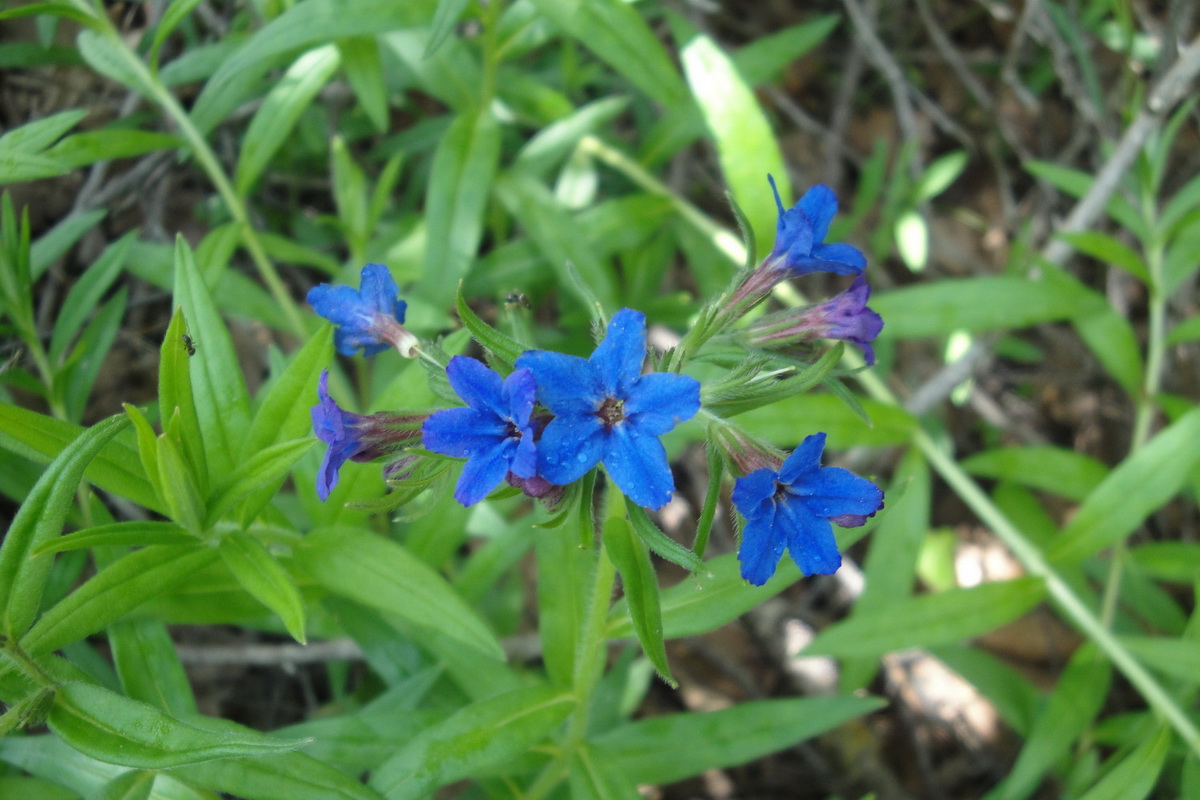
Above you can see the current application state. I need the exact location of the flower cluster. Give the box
[306,176,884,587]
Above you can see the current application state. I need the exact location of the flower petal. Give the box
[503,368,536,427]
[738,504,785,586]
[732,468,778,517]
[537,414,607,485]
[778,497,841,575]
[455,438,514,506]
[605,423,676,509]
[590,308,646,397]
[446,356,507,418]
[510,428,537,479]
[359,263,406,322]
[422,408,507,457]
[796,467,885,519]
[778,432,826,483]
[516,350,602,414]
[624,372,700,435]
[798,184,838,244]
[809,242,867,271]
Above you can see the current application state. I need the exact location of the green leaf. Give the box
[1129,542,1200,583]
[1167,314,1200,346]
[1050,407,1200,562]
[190,0,429,132]
[172,235,251,478]
[171,750,388,800]
[30,208,106,279]
[625,504,704,573]
[150,0,206,65]
[121,403,164,503]
[90,769,154,800]
[48,683,306,769]
[41,130,181,171]
[0,108,85,153]
[872,276,1097,338]
[682,33,785,255]
[47,233,133,363]
[962,446,1108,502]
[1076,727,1170,800]
[424,0,471,58]
[234,44,341,196]
[330,135,369,253]
[295,528,505,661]
[161,308,208,494]
[369,686,573,800]
[205,438,315,525]
[1058,231,1150,283]
[492,172,619,311]
[535,521,596,686]
[1025,160,1143,239]
[915,150,968,201]
[525,0,687,107]
[32,521,196,555]
[607,552,800,640]
[338,36,388,132]
[0,414,128,639]
[219,531,306,643]
[420,109,501,310]
[156,420,206,534]
[0,776,77,800]
[569,745,642,800]
[110,617,197,716]
[593,695,886,785]
[1118,636,1200,682]
[987,643,1111,800]
[513,96,630,178]
[76,30,153,97]
[454,284,526,367]
[806,578,1046,658]
[733,15,839,85]
[603,517,674,687]
[0,150,68,183]
[21,545,221,657]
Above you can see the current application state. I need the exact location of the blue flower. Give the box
[422,356,538,506]
[515,308,700,510]
[311,370,426,501]
[768,176,866,276]
[307,263,416,357]
[733,432,883,585]
[745,275,884,365]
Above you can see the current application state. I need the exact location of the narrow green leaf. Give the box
[989,643,1111,800]
[48,232,133,362]
[420,109,501,310]
[733,15,840,85]
[682,33,785,253]
[172,235,251,478]
[424,0,471,58]
[171,750,388,800]
[161,308,208,495]
[150,0,206,63]
[569,745,642,800]
[625,504,704,574]
[1129,542,1200,583]
[41,130,181,171]
[32,521,196,556]
[915,150,968,201]
[0,151,67,183]
[455,284,525,367]
[121,403,164,503]
[295,528,504,661]
[1077,726,1170,800]
[872,276,1099,338]
[593,695,886,785]
[806,578,1046,658]
[330,135,369,250]
[21,545,220,657]
[1050,407,1200,562]
[607,552,801,640]
[1118,636,1200,682]
[219,532,306,643]
[0,414,127,639]
[1167,315,1200,346]
[369,686,573,800]
[525,0,687,107]
[603,516,675,687]
[234,44,340,196]
[0,108,85,153]
[30,208,106,279]
[338,36,388,132]
[90,769,154,800]
[156,421,205,534]
[76,30,153,97]
[110,617,197,716]
[205,438,315,525]
[63,288,127,424]
[513,96,630,178]
[535,521,596,686]
[1025,160,1143,238]
[962,446,1108,502]
[0,776,77,800]
[1058,231,1150,283]
[49,683,306,769]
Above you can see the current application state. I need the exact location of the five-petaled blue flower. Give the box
[768,175,866,276]
[733,432,883,585]
[307,263,416,357]
[312,370,370,501]
[422,356,538,507]
[516,308,700,510]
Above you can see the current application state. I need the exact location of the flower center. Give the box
[597,396,626,428]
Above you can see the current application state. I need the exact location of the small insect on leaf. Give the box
[181,333,196,357]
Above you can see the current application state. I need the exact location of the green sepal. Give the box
[702,345,843,417]
[603,516,676,687]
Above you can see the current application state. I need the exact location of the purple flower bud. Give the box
[744,275,884,364]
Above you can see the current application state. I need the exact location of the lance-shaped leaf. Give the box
[604,516,674,686]
[32,521,196,556]
[0,413,127,639]
[160,308,208,494]
[219,532,306,643]
[48,683,307,769]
